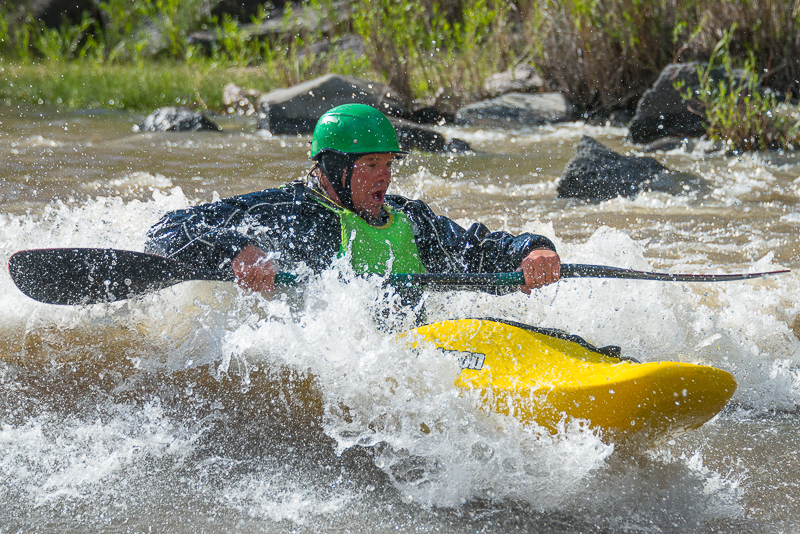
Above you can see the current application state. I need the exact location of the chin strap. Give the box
[316,152,361,212]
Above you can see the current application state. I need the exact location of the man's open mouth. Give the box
[371,190,386,203]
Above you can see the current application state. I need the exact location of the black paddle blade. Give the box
[8,248,224,305]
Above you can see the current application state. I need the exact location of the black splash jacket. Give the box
[145,181,556,291]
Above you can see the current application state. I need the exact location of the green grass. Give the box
[0,0,374,112]
[0,53,372,112]
[1,61,249,111]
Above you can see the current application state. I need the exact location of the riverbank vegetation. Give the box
[679,25,800,153]
[1,0,798,149]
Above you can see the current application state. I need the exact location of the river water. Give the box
[1,105,799,533]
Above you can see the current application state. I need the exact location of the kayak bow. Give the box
[407,318,736,447]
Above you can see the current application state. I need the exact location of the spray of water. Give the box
[0,174,793,525]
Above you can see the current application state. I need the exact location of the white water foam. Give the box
[0,400,202,508]
[1,190,797,522]
[212,263,614,509]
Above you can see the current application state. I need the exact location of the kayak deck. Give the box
[409,318,737,447]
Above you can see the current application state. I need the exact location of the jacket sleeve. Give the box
[145,198,260,274]
[145,184,341,276]
[392,196,556,274]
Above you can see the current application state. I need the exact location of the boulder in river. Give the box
[255,74,410,135]
[628,62,747,144]
[557,136,704,200]
[135,107,221,132]
[455,92,576,128]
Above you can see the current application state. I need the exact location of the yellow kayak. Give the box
[4,316,735,448]
[408,318,736,447]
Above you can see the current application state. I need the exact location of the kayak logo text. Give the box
[440,348,486,370]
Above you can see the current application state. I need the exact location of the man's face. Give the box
[347,153,396,223]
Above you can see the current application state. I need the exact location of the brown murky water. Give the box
[1,104,799,532]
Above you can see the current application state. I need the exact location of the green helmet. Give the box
[310,103,406,159]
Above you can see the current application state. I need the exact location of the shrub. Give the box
[351,0,513,109]
[515,0,799,116]
[681,25,799,152]
[522,0,703,114]
[680,0,800,94]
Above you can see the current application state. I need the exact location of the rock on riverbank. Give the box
[254,74,409,134]
[628,62,748,144]
[455,92,576,129]
[252,74,472,154]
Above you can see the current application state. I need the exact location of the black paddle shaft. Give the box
[560,263,789,282]
[8,247,791,305]
[8,248,231,305]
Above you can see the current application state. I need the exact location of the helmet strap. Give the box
[317,152,360,211]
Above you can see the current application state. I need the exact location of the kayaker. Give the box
[145,103,560,301]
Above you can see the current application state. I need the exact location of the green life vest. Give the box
[316,199,427,275]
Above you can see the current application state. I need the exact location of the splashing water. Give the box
[1,108,799,531]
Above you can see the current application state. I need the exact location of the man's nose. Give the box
[377,165,391,181]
